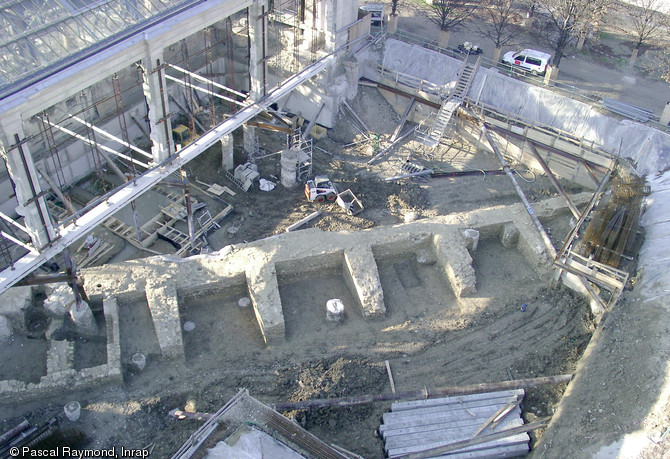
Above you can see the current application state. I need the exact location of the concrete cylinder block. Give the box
[131,353,146,371]
[64,401,81,421]
[238,297,251,308]
[462,228,480,252]
[326,299,345,322]
[281,149,299,189]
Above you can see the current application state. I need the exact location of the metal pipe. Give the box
[0,420,30,445]
[167,63,248,99]
[528,142,581,219]
[170,374,573,417]
[165,74,244,106]
[369,128,415,165]
[384,169,433,182]
[14,134,52,245]
[482,124,556,258]
[40,118,150,169]
[0,211,31,235]
[68,114,152,159]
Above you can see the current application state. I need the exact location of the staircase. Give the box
[416,55,481,149]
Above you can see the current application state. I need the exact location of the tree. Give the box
[427,0,479,48]
[617,0,668,67]
[477,0,524,62]
[538,0,612,67]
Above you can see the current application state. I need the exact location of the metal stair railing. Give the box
[416,55,481,148]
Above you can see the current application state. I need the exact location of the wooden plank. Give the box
[386,360,397,394]
[286,210,322,232]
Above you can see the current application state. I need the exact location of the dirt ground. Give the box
[0,84,599,458]
[2,6,667,457]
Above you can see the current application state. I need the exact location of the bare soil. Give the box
[0,85,598,458]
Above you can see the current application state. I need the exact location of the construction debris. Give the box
[286,210,323,232]
[172,389,351,459]
[336,189,364,215]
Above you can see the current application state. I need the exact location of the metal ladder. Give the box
[416,55,481,149]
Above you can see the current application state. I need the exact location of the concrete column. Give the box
[221,133,234,170]
[248,0,268,100]
[243,125,257,158]
[438,30,450,49]
[543,65,558,87]
[343,58,359,100]
[140,49,173,164]
[387,14,398,34]
[660,102,670,126]
[0,122,55,249]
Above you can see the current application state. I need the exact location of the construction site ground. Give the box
[4,9,670,456]
[0,86,618,458]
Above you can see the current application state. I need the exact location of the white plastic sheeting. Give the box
[382,39,670,175]
[638,172,670,304]
[379,38,670,302]
[205,428,305,459]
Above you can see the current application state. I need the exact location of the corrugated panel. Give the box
[602,98,654,123]
[379,389,529,458]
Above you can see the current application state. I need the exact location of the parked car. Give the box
[501,49,551,75]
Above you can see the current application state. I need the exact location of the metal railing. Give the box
[385,28,665,126]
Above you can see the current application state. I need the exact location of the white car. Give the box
[502,49,551,76]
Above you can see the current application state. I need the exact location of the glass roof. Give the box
[0,0,198,99]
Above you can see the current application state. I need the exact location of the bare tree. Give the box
[477,0,524,62]
[538,0,612,67]
[616,0,668,67]
[427,0,479,48]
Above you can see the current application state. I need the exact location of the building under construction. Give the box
[0,0,669,457]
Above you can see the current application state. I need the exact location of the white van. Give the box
[502,49,551,75]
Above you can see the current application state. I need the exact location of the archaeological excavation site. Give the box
[0,0,669,457]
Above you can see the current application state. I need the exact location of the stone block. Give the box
[246,264,284,344]
[103,297,121,367]
[70,301,98,335]
[46,340,75,373]
[500,222,519,248]
[44,285,74,318]
[343,247,385,318]
[145,279,184,360]
[0,315,12,345]
[433,231,477,297]
[0,285,32,327]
